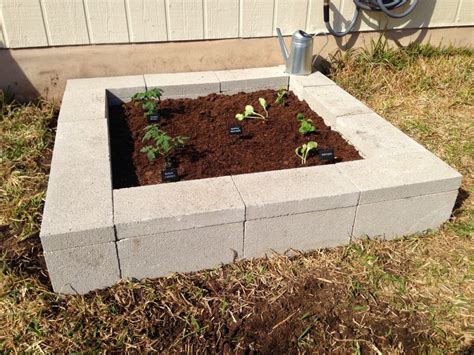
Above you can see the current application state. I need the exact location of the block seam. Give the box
[115,219,245,241]
[349,192,362,243]
[244,204,359,223]
[43,239,118,255]
[230,175,247,258]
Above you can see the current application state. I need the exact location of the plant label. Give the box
[229,124,243,136]
[147,114,160,124]
[319,148,335,162]
[161,168,179,183]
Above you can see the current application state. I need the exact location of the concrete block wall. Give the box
[0,0,472,48]
[40,67,462,294]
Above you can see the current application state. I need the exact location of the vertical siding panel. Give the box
[127,0,167,42]
[85,0,129,44]
[0,2,6,47]
[167,0,203,40]
[274,0,308,35]
[330,0,356,33]
[0,27,4,48]
[1,0,48,47]
[306,0,325,33]
[0,25,4,48]
[42,0,89,45]
[456,0,473,25]
[340,0,382,31]
[240,0,274,37]
[340,0,362,30]
[422,0,458,27]
[383,0,458,29]
[204,0,239,39]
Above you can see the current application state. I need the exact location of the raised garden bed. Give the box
[110,90,362,188]
[40,67,462,294]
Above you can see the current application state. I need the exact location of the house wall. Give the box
[0,0,473,49]
[1,26,473,101]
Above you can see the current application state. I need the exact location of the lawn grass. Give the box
[1,40,473,352]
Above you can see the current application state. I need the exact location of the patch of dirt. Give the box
[109,90,362,188]
[0,231,49,285]
[180,273,431,353]
[89,270,430,353]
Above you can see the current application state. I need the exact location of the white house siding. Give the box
[0,0,472,48]
[456,0,474,26]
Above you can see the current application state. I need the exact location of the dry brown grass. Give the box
[1,41,473,353]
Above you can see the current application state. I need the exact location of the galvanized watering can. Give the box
[276,28,314,76]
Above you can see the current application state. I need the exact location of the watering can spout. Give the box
[276,28,289,64]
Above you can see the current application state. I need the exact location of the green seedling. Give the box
[275,89,288,105]
[132,88,163,101]
[142,101,158,118]
[235,105,264,121]
[140,125,188,163]
[296,113,316,135]
[295,141,318,165]
[235,98,269,121]
[132,88,164,119]
[259,98,269,117]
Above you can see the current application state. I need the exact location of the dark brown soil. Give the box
[109,90,362,188]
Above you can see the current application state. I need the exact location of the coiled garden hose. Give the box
[323,0,418,37]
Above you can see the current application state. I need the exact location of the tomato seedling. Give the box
[140,125,188,164]
[296,113,316,135]
[295,141,318,165]
[235,98,269,121]
[132,88,163,101]
[275,89,288,105]
[142,101,158,118]
[132,88,164,120]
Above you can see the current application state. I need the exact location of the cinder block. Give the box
[289,82,306,102]
[66,75,146,105]
[302,85,372,127]
[40,120,114,252]
[144,71,220,98]
[353,190,458,239]
[334,112,427,158]
[44,241,120,295]
[118,223,243,279]
[114,176,245,239]
[58,88,108,122]
[244,207,356,259]
[336,152,462,205]
[289,71,337,89]
[216,66,289,93]
[231,165,359,220]
[289,72,329,101]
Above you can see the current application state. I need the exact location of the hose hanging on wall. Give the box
[323,0,418,37]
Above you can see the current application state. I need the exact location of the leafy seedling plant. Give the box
[235,98,269,121]
[132,88,163,101]
[132,88,164,119]
[142,101,158,118]
[295,141,318,165]
[296,113,316,135]
[141,124,188,166]
[275,89,288,105]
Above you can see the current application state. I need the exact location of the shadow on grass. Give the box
[453,187,470,213]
